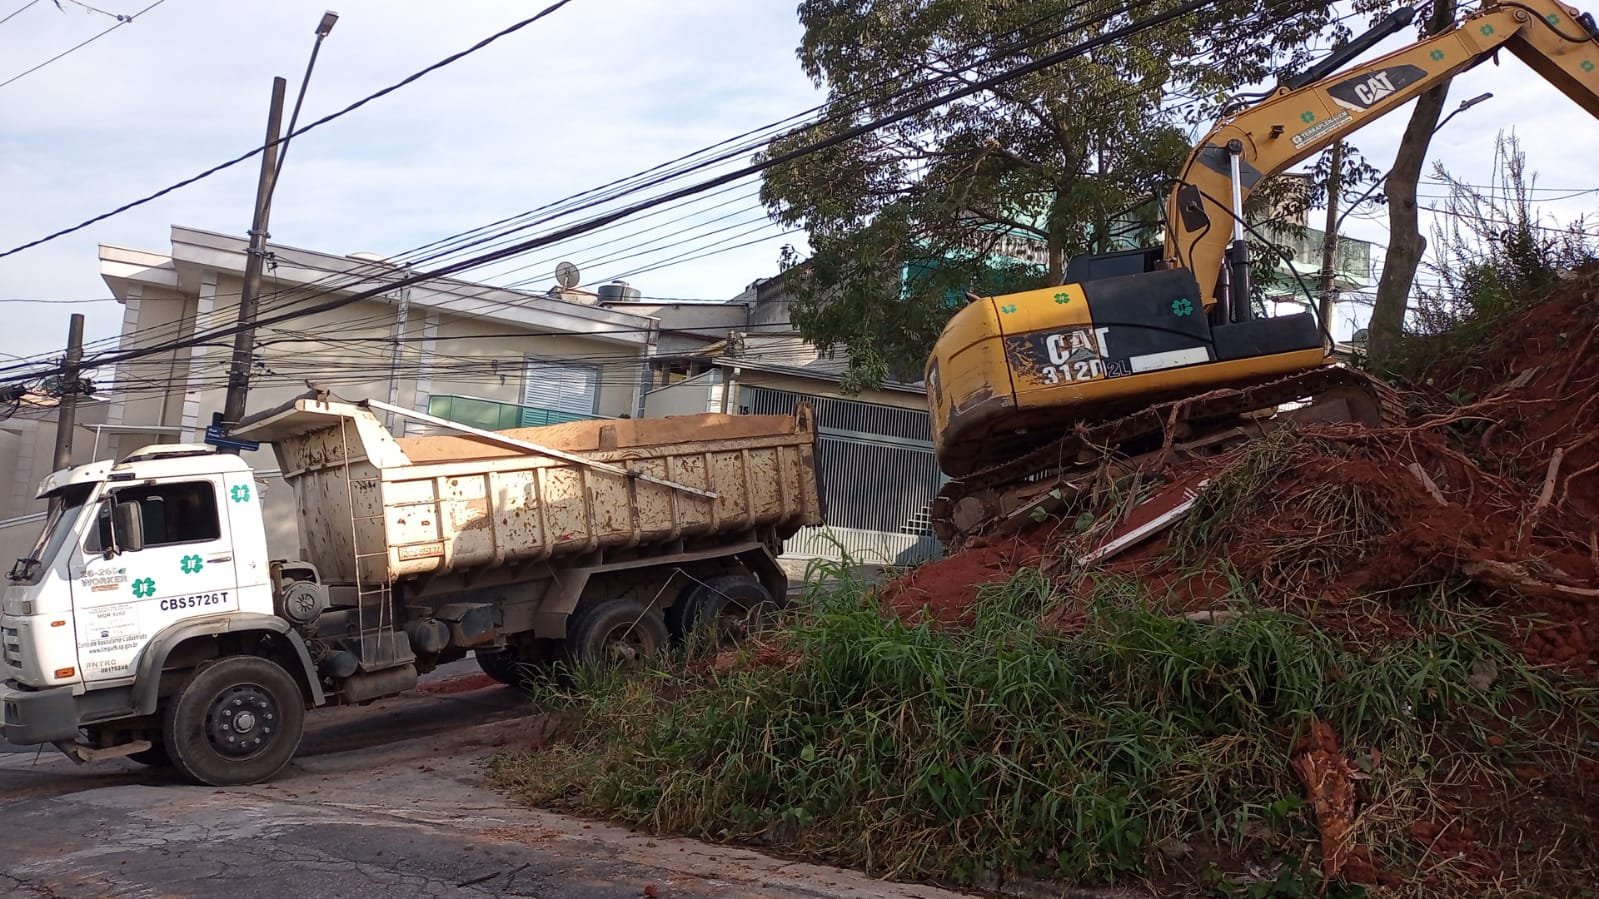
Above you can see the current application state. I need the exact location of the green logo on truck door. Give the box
[230,484,251,503]
[180,555,203,574]
[132,578,156,598]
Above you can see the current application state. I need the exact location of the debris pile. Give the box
[884,275,1599,675]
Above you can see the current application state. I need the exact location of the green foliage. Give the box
[487,566,1588,891]
[1386,131,1599,379]
[759,0,1358,388]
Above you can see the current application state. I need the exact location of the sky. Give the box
[2,0,1599,364]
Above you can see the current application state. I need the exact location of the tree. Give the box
[760,0,1346,389]
[1364,0,1456,368]
[1409,132,1597,340]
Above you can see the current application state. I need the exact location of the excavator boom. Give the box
[1171,0,1599,313]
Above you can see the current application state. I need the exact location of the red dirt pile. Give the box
[878,529,1052,625]
[882,274,1599,675]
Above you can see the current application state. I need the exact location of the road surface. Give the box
[0,659,974,899]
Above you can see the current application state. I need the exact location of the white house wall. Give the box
[642,371,721,417]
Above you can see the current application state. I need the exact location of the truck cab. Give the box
[2,445,322,783]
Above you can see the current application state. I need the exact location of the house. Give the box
[0,225,662,564]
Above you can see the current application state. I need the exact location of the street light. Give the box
[273,11,340,198]
[219,11,341,441]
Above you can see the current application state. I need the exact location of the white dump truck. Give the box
[1,392,821,785]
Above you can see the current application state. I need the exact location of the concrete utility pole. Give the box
[220,75,287,441]
[50,313,84,510]
[1316,140,1344,336]
[219,10,339,446]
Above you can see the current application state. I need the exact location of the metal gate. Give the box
[740,386,944,566]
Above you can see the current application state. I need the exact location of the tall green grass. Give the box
[488,564,1592,892]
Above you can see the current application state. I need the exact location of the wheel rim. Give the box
[203,683,280,758]
[600,623,652,666]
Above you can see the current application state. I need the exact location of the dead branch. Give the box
[1555,326,1597,394]
[1408,463,1448,506]
[1463,560,1599,600]
[1532,448,1564,516]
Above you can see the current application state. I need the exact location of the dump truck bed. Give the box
[234,395,822,585]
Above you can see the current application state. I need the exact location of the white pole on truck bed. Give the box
[362,399,720,500]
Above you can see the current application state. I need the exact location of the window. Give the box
[522,357,599,424]
[87,481,220,552]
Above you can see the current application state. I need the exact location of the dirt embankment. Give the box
[884,276,1599,673]
[875,277,1599,890]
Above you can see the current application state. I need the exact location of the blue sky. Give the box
[2,0,1598,362]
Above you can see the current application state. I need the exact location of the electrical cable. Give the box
[45,0,1275,358]
[4,0,1205,384]
[0,0,40,26]
[0,0,166,91]
[10,0,1343,393]
[0,0,580,260]
[3,0,1125,362]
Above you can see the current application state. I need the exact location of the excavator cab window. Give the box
[1064,246,1163,283]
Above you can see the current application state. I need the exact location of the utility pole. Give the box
[1316,140,1344,336]
[220,76,287,445]
[50,313,85,510]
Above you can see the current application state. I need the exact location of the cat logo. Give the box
[1353,72,1397,106]
[1328,64,1427,111]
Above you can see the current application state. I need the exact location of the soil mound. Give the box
[883,275,1599,673]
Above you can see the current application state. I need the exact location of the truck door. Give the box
[73,478,241,683]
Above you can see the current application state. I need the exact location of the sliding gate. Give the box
[739,386,944,566]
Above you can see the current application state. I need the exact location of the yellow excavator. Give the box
[926,0,1599,545]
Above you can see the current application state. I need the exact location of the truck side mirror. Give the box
[112,501,144,556]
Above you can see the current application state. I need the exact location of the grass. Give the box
[485,555,1596,895]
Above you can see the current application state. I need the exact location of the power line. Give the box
[15,0,1207,369]
[0,0,580,260]
[0,296,119,304]
[0,0,40,26]
[7,0,1207,386]
[13,0,1320,394]
[0,0,166,91]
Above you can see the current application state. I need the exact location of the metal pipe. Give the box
[1226,141,1252,322]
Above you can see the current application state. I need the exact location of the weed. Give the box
[485,566,1590,894]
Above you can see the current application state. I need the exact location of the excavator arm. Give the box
[1171,0,1599,315]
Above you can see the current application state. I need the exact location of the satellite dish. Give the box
[555,261,580,289]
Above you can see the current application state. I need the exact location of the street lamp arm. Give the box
[269,19,338,216]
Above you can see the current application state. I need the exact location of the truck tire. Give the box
[161,656,306,787]
[475,647,541,692]
[667,574,778,646]
[565,597,668,669]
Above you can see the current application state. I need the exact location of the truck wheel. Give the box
[669,574,778,646]
[161,656,306,787]
[475,647,542,692]
[565,598,668,669]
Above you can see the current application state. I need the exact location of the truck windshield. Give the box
[8,484,93,586]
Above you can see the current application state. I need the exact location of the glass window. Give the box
[87,481,220,553]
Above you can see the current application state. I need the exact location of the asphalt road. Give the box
[0,660,974,899]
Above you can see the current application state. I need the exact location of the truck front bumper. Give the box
[1,679,81,745]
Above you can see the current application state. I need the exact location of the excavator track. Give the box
[930,365,1407,547]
